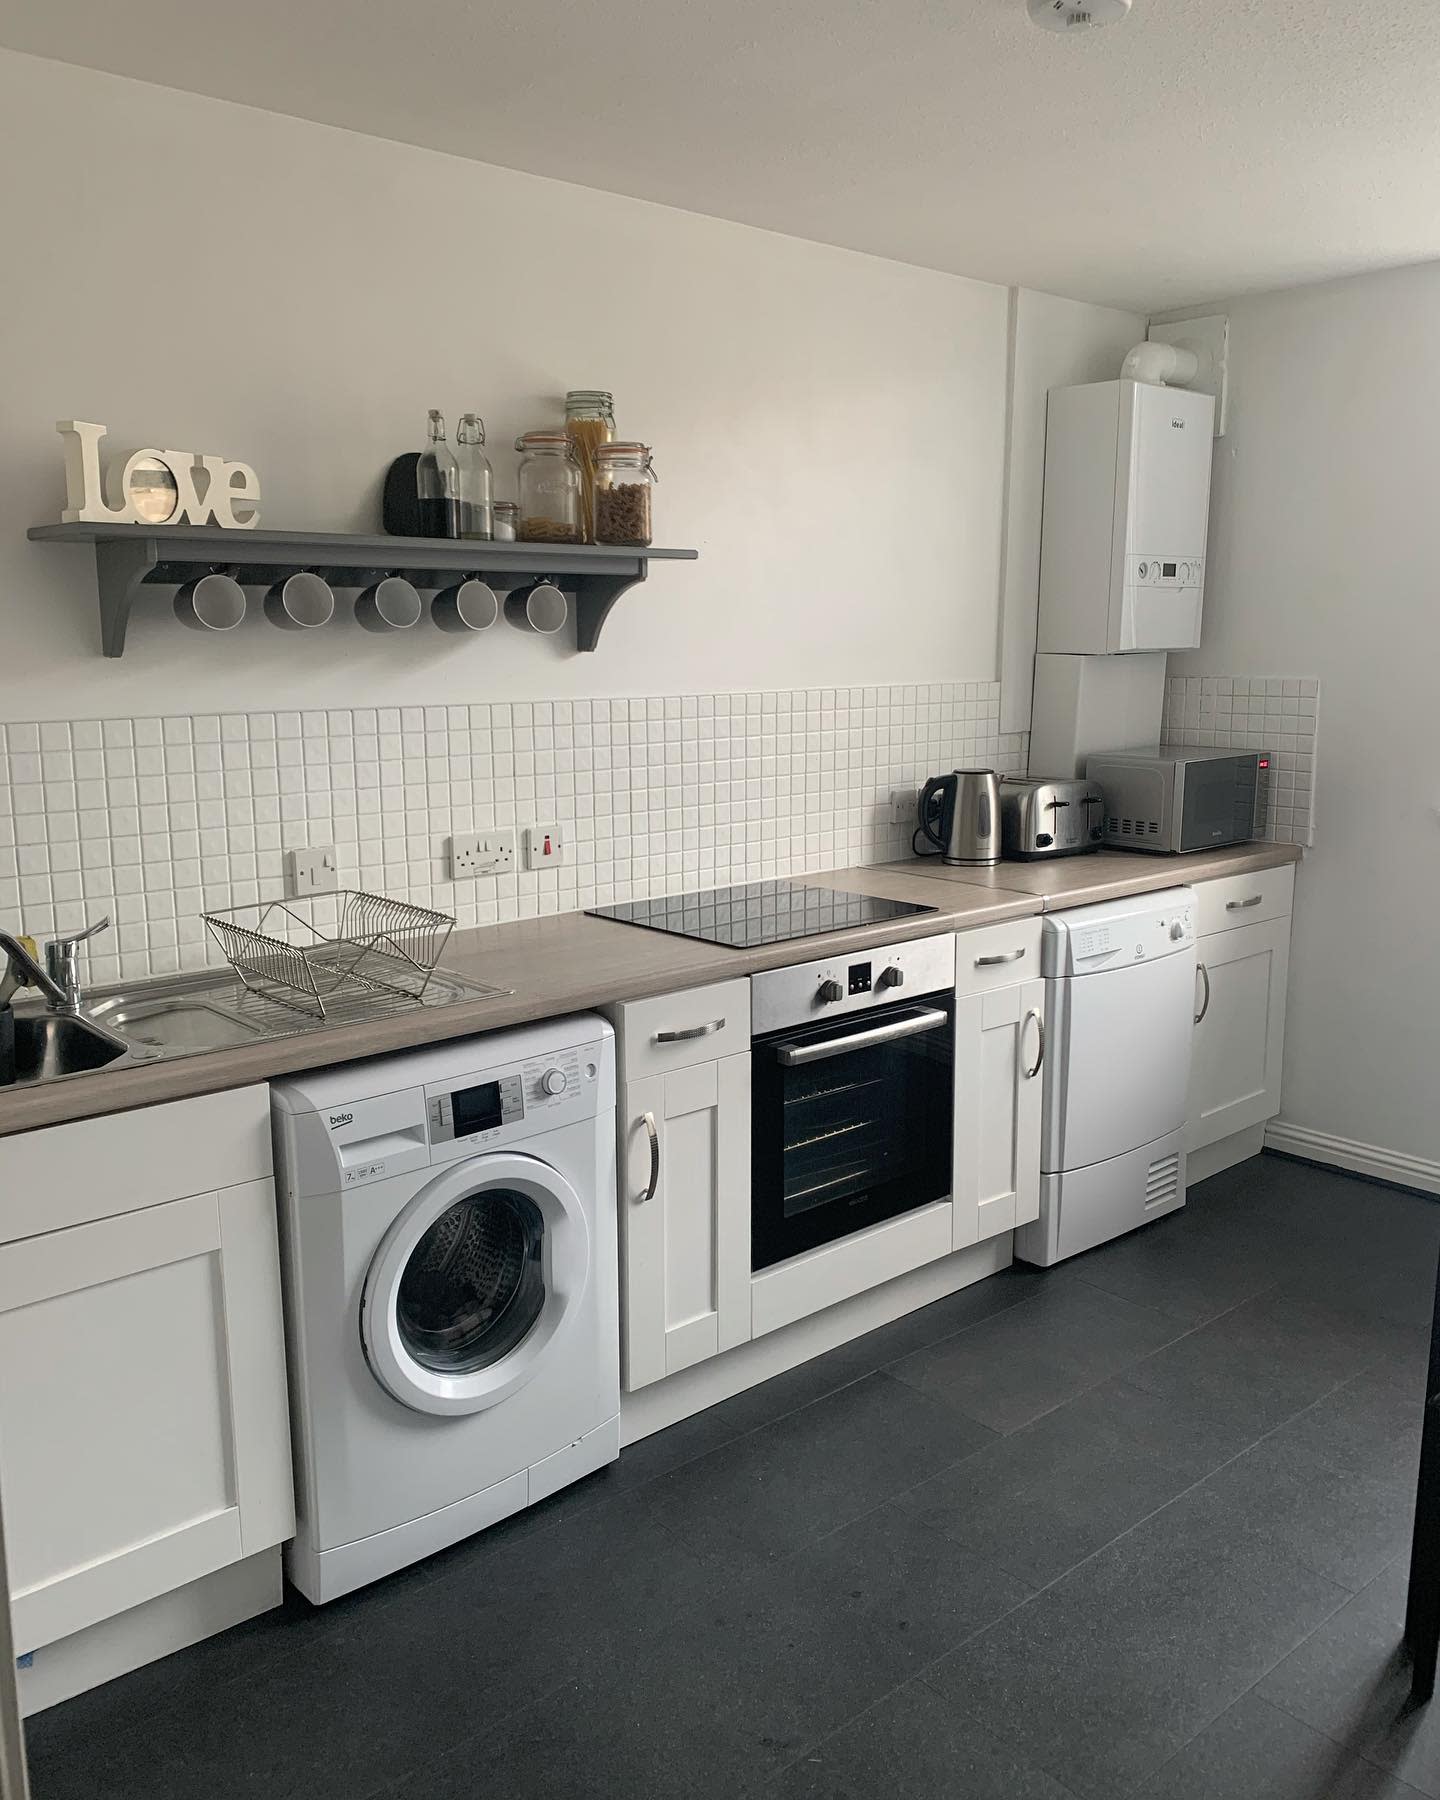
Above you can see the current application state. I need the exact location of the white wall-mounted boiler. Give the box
[1037,378,1216,655]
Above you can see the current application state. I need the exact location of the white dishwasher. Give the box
[1015,887,1197,1267]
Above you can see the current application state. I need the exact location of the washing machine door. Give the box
[361,1151,591,1417]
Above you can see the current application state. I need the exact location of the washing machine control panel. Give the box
[421,1046,597,1162]
[427,1072,525,1145]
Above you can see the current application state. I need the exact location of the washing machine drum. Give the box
[362,1152,591,1417]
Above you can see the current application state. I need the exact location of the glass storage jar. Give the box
[514,432,583,544]
[564,390,615,540]
[593,442,656,546]
[492,500,519,541]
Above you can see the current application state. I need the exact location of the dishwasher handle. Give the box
[776,1006,949,1067]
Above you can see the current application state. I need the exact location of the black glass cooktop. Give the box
[588,880,939,949]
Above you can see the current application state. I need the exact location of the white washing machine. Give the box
[270,1014,619,1603]
[1015,889,1197,1267]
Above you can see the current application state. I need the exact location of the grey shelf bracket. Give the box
[94,535,161,659]
[574,566,648,653]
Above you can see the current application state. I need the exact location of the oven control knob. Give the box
[540,1068,568,1096]
[877,966,904,990]
[817,980,845,1004]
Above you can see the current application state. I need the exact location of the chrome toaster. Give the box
[999,775,1105,860]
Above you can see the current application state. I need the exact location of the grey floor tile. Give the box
[850,1264,1049,1369]
[924,1481,1349,1799]
[772,1675,1082,1798]
[646,1371,996,1571]
[899,1373,1257,1588]
[766,1497,1034,1677]
[607,1405,744,1490]
[888,1277,1188,1434]
[1258,1564,1440,1799]
[706,1338,875,1435]
[1136,1690,1425,1799]
[1065,1204,1279,1326]
[1125,1287,1412,1441]
[1189,1362,1421,1593]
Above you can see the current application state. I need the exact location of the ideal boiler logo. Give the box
[328,1111,354,1131]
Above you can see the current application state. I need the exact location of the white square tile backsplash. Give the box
[0,682,1027,985]
[1160,675,1320,847]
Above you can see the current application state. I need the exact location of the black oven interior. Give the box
[751,992,955,1272]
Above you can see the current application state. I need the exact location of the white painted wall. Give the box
[1166,265,1440,1170]
[0,52,1011,722]
[998,288,1146,736]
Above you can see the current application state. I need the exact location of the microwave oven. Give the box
[1084,747,1269,854]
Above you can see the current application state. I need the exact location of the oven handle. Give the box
[776,1006,949,1067]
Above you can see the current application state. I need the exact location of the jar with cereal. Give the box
[592,442,656,547]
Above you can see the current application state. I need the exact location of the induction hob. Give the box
[587,880,939,949]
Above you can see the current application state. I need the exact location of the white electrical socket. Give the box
[448,830,515,879]
[889,788,918,826]
[523,824,565,871]
[287,845,337,896]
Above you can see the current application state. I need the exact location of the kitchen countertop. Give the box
[885,841,1301,908]
[0,843,1301,1138]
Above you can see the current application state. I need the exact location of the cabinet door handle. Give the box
[653,1017,725,1043]
[637,1111,660,1203]
[975,948,1026,967]
[1194,962,1211,1025]
[1226,894,1264,911]
[1021,1008,1045,1079]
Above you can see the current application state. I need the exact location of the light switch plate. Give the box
[449,830,515,879]
[287,845,337,896]
[523,824,565,870]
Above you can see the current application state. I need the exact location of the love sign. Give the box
[57,419,261,530]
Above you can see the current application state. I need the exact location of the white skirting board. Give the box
[17,1547,282,1717]
[1265,1118,1440,1197]
[620,1235,1012,1446]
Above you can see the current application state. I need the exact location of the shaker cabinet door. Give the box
[0,1178,293,1654]
[953,977,1045,1248]
[620,1054,752,1391]
[1187,917,1291,1153]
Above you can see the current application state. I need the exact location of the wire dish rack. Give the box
[202,891,456,1021]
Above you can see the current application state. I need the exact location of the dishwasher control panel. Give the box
[1044,888,1196,978]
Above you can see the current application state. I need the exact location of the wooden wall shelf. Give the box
[27,523,698,656]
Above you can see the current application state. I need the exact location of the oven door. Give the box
[751,994,955,1272]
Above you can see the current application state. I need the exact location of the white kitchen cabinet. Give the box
[0,1086,293,1657]
[1187,914,1291,1153]
[953,976,1045,1246]
[611,982,752,1392]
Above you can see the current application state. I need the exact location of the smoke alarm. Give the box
[1028,0,1132,29]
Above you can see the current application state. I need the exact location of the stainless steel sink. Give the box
[10,1014,132,1083]
[3,960,511,1089]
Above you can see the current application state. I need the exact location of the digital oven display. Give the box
[451,1081,504,1137]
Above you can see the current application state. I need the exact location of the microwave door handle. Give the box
[776,1006,949,1067]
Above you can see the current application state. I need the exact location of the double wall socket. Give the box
[448,830,515,879]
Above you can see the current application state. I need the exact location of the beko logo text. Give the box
[1171,418,1186,429]
[328,1112,353,1130]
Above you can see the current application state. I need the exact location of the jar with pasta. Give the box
[593,442,656,547]
[564,389,615,540]
[515,432,584,543]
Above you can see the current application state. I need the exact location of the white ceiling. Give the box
[4,0,1440,311]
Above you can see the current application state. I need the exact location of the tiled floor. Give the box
[25,1153,1439,1799]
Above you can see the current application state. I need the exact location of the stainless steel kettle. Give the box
[918,768,1001,866]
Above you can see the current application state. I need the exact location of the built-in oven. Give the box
[750,933,957,1272]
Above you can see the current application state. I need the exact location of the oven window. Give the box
[1180,758,1254,849]
[751,998,954,1271]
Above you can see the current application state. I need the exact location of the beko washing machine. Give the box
[271,1014,619,1603]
